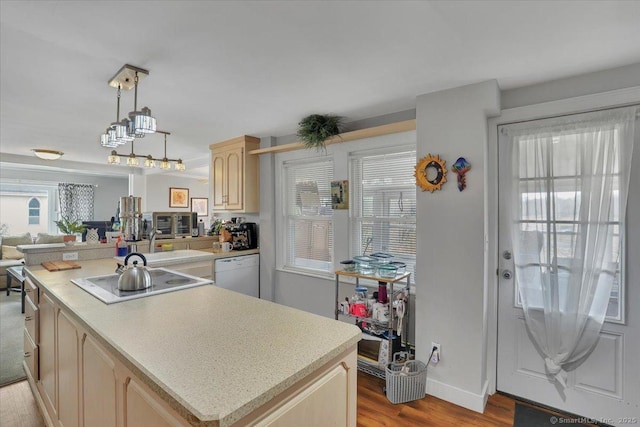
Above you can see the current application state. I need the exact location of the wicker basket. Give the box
[385,359,427,404]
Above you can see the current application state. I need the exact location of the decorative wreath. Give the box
[414,154,447,192]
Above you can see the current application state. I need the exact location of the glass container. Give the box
[377,264,398,279]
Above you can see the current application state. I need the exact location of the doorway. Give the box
[495,107,640,424]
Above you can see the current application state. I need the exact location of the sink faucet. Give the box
[149,228,162,253]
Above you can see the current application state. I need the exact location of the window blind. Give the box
[350,149,417,280]
[283,158,334,273]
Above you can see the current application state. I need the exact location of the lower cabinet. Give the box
[27,279,357,427]
[39,291,57,420]
[57,310,80,427]
[82,335,117,427]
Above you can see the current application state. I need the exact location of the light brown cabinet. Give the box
[25,272,357,427]
[209,135,260,212]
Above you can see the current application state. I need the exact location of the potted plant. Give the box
[297,114,343,151]
[54,216,87,245]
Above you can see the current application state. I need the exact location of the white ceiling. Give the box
[2,1,640,178]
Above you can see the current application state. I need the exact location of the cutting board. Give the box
[41,261,82,272]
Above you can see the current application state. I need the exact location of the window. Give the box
[282,158,334,273]
[350,148,417,279]
[28,198,40,225]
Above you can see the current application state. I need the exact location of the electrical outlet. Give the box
[431,342,441,364]
[63,252,78,261]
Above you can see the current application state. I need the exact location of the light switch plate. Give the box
[63,252,78,261]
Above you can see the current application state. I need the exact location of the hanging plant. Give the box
[297,114,343,151]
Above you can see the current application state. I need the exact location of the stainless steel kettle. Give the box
[117,253,152,291]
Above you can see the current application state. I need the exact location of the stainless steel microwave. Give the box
[142,212,192,239]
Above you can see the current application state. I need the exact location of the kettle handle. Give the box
[124,252,147,266]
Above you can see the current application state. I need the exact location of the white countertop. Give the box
[24,259,360,427]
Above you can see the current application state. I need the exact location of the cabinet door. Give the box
[212,152,226,209]
[225,145,244,210]
[58,310,80,427]
[24,329,39,381]
[254,364,349,427]
[39,292,57,418]
[82,334,117,427]
[25,295,39,343]
[124,377,186,427]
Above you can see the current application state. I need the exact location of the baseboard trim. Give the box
[426,377,489,413]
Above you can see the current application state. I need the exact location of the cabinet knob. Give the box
[24,352,31,358]
[25,316,32,321]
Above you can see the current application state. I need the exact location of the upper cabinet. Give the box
[209,135,260,213]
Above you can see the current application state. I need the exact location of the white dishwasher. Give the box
[214,254,259,298]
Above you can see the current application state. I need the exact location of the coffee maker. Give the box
[119,196,143,242]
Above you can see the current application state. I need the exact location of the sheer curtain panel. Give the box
[502,106,637,387]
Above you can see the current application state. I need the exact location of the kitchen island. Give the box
[23,259,360,427]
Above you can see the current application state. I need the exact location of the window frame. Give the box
[275,130,417,280]
[348,145,417,282]
[28,197,41,225]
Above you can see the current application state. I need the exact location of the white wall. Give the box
[0,193,49,235]
[138,173,209,216]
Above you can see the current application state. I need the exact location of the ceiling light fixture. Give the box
[106,131,185,171]
[32,149,64,160]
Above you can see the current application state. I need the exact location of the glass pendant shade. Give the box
[175,159,185,171]
[108,151,120,164]
[126,153,139,167]
[129,106,156,135]
[100,133,117,148]
[100,128,119,148]
[144,155,156,168]
[160,157,171,170]
[111,120,134,143]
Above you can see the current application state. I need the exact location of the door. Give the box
[497,111,640,424]
[212,152,226,209]
[225,145,244,210]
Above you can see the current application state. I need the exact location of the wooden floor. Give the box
[0,380,44,427]
[357,372,514,426]
[0,373,515,427]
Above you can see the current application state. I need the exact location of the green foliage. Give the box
[54,216,87,235]
[297,114,343,151]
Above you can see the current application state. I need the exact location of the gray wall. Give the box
[0,166,127,220]
[257,64,640,414]
[415,80,500,411]
[501,63,640,109]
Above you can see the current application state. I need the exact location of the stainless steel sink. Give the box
[71,268,212,304]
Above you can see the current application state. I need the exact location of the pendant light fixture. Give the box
[100,84,134,148]
[127,72,156,136]
[106,131,185,171]
[100,65,184,171]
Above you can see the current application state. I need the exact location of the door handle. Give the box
[502,270,513,280]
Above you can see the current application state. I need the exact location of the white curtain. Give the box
[502,106,637,387]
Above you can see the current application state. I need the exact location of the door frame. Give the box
[484,86,640,396]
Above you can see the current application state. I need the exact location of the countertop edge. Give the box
[24,260,360,427]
